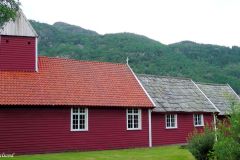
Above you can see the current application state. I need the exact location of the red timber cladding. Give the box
[152,112,214,146]
[0,35,36,71]
[0,107,149,155]
[217,115,228,122]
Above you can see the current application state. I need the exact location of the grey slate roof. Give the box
[137,74,218,113]
[196,83,240,115]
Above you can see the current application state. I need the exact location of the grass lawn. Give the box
[9,145,195,160]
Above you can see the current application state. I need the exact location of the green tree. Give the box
[0,0,20,28]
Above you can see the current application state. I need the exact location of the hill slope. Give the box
[30,21,240,93]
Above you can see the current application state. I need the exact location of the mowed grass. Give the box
[8,145,195,160]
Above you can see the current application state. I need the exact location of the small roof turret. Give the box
[0,9,37,37]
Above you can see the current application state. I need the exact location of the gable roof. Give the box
[137,74,218,113]
[196,83,240,115]
[0,57,153,108]
[0,10,37,37]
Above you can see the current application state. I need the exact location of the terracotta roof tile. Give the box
[0,57,153,108]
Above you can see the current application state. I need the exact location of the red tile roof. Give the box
[0,57,153,108]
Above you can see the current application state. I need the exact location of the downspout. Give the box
[213,113,217,141]
[126,62,155,148]
[35,37,38,72]
[148,109,152,147]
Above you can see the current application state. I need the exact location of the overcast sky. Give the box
[20,0,240,47]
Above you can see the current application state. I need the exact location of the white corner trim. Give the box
[148,109,152,147]
[227,84,240,101]
[127,64,156,107]
[192,80,220,113]
[35,37,38,72]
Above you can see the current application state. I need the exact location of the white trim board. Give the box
[227,84,240,101]
[127,64,156,107]
[192,80,220,113]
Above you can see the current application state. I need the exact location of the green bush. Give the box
[187,127,215,160]
[214,137,240,160]
[213,103,240,160]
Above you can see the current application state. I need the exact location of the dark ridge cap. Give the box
[196,82,228,86]
[38,56,126,66]
[137,74,192,81]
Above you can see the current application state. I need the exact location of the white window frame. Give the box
[165,114,178,129]
[71,108,88,131]
[127,108,142,130]
[193,114,204,127]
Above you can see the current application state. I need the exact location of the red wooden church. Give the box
[0,11,154,154]
[1,10,238,155]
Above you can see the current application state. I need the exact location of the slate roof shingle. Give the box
[196,83,240,115]
[137,74,218,113]
[0,57,153,108]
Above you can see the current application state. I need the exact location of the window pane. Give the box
[134,123,138,128]
[79,108,85,113]
[199,115,202,125]
[128,115,133,128]
[167,115,170,127]
[134,109,138,113]
[128,109,133,114]
[73,124,77,129]
[73,115,77,119]
[198,115,200,125]
[171,115,175,127]
[73,108,78,113]
[134,115,138,128]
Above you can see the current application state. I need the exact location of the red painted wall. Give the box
[0,36,36,71]
[217,115,228,122]
[0,107,149,155]
[152,112,214,146]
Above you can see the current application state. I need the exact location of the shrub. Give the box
[213,103,240,160]
[187,126,215,160]
[214,137,240,160]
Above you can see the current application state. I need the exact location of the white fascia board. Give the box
[127,64,156,107]
[192,80,220,113]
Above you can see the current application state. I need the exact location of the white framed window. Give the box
[71,108,88,131]
[193,114,204,127]
[127,108,142,130]
[165,114,177,129]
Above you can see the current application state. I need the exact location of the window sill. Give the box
[194,125,204,127]
[166,127,178,129]
[71,129,88,132]
[127,128,142,131]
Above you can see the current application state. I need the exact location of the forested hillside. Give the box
[30,21,240,93]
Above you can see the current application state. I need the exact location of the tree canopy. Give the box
[0,0,20,28]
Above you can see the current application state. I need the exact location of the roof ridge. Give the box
[196,82,228,86]
[137,74,192,81]
[38,56,126,66]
